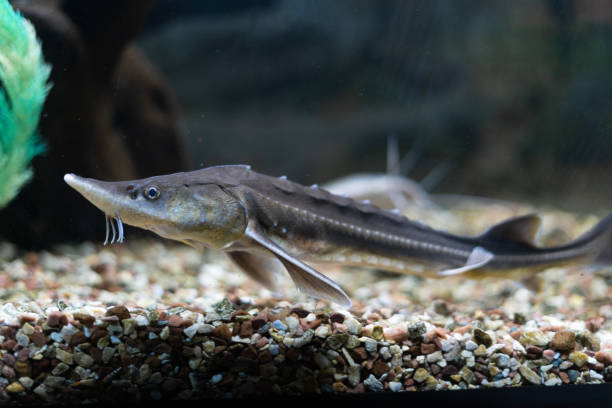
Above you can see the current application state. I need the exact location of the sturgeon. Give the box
[64,165,612,307]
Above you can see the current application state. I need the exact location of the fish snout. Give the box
[64,173,118,215]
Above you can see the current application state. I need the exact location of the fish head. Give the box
[64,172,248,249]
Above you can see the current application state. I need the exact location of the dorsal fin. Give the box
[481,214,541,246]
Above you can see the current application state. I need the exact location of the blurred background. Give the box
[2,0,612,246]
[138,0,612,209]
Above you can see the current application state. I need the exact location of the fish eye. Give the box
[144,186,160,200]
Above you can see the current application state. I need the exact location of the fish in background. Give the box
[323,136,461,233]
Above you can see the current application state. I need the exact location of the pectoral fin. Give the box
[244,225,352,307]
[180,239,206,252]
[437,246,494,276]
[226,251,282,292]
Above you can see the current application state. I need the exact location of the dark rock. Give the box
[212,324,232,341]
[29,331,46,347]
[420,343,437,354]
[330,313,345,324]
[441,364,459,378]
[106,306,130,320]
[551,331,575,352]
[526,345,543,356]
[351,347,368,362]
[371,359,390,377]
[47,312,67,327]
[73,313,96,326]
[473,328,493,347]
[251,313,268,331]
[70,331,88,346]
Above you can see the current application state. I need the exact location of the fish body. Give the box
[64,165,612,307]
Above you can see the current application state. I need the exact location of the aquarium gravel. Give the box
[0,202,610,404]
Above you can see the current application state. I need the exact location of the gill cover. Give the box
[164,183,248,250]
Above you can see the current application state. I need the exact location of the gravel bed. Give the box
[0,203,609,403]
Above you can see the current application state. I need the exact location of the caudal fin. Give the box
[581,211,612,264]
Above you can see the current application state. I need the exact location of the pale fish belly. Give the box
[269,233,445,277]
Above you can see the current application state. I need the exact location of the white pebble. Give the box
[315,325,330,338]
[427,351,443,363]
[183,323,201,338]
[388,381,403,392]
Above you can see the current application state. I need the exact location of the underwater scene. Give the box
[0,0,611,405]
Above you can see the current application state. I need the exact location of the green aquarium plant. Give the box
[0,0,50,208]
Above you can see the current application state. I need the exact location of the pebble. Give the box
[364,338,378,355]
[315,325,330,338]
[576,331,600,351]
[371,325,383,340]
[348,365,361,387]
[473,328,492,347]
[407,322,426,340]
[52,362,70,375]
[413,368,430,383]
[327,334,348,350]
[474,344,487,357]
[495,353,510,368]
[426,351,443,363]
[460,367,477,384]
[55,349,74,365]
[544,376,562,386]
[122,319,137,336]
[589,370,603,380]
[47,312,67,327]
[465,340,478,351]
[441,338,458,352]
[75,352,94,368]
[568,370,580,382]
[15,333,29,347]
[19,377,34,389]
[106,306,130,320]
[184,323,201,338]
[313,353,331,369]
[518,365,541,385]
[542,349,555,362]
[364,374,384,392]
[520,331,549,347]
[160,326,170,340]
[525,345,541,357]
[44,376,65,388]
[21,323,34,336]
[388,381,402,392]
[0,232,608,401]
[383,325,407,342]
[569,351,588,368]
[271,320,287,331]
[344,318,362,335]
[285,316,299,333]
[6,382,24,393]
[550,331,575,351]
[333,382,347,392]
[595,350,612,365]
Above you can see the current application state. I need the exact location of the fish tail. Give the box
[573,211,612,264]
